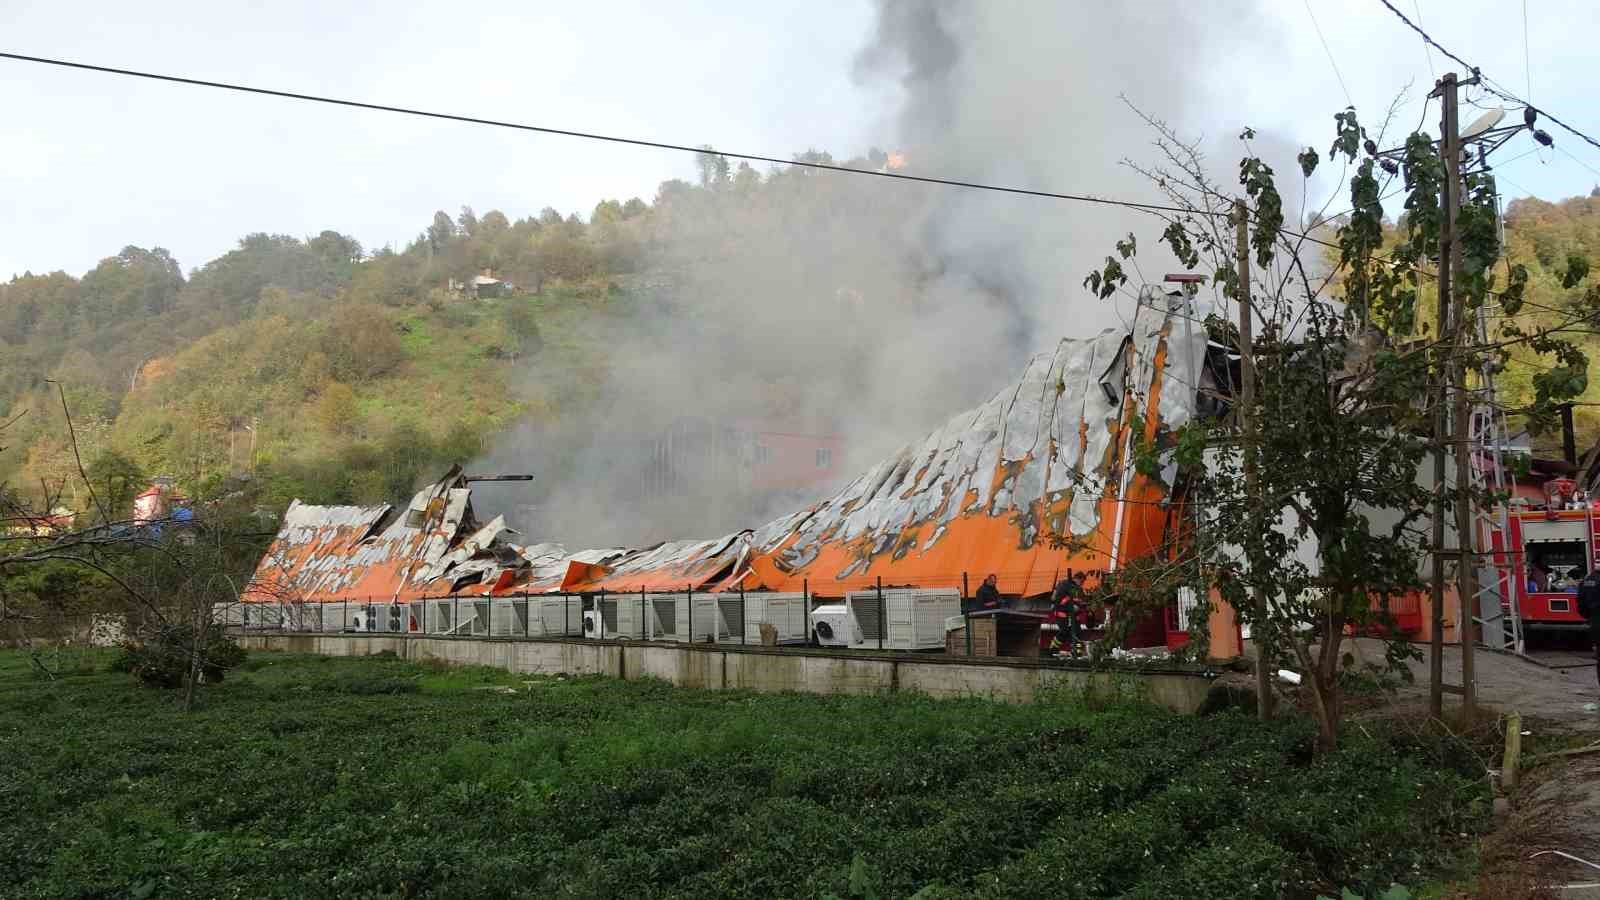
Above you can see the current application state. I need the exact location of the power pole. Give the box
[1236,198,1273,720]
[1441,72,1477,716]
[1427,75,1457,718]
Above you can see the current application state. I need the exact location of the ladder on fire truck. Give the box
[1469,298,1523,654]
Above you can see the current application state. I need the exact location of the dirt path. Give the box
[1354,639,1600,894]
[1364,639,1600,731]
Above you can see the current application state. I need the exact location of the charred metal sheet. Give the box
[247,287,1212,605]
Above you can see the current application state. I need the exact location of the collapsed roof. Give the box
[246,287,1214,604]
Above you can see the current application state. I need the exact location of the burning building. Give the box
[244,286,1223,648]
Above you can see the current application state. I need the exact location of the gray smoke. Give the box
[472,0,1277,549]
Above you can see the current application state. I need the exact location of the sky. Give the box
[3,0,1599,285]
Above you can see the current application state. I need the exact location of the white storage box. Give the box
[843,588,960,650]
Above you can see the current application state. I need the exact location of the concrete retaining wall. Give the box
[235,633,1215,713]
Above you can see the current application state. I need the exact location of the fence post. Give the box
[279,600,284,632]
[564,592,570,637]
[963,571,973,657]
[599,589,608,640]
[803,579,809,645]
[740,584,747,645]
[524,591,531,639]
[687,583,694,642]
[640,587,647,641]
[453,593,460,638]
[876,576,885,651]
[343,597,348,633]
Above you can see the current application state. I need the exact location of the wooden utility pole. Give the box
[1236,198,1273,720]
[1443,72,1478,716]
[1428,73,1457,718]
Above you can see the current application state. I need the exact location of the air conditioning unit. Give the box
[808,602,851,647]
[682,595,730,643]
[533,596,584,637]
[428,599,479,636]
[320,602,346,633]
[611,594,671,640]
[738,592,810,644]
[489,597,529,636]
[843,588,960,651]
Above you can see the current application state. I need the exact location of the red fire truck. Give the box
[1491,477,1597,631]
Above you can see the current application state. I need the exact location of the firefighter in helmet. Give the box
[1047,570,1089,657]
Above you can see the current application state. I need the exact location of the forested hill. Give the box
[3,170,1598,524]
[0,148,943,525]
[0,207,646,513]
[1495,191,1600,451]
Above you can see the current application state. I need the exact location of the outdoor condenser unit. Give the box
[489,597,528,636]
[843,588,960,651]
[611,594,669,640]
[737,592,809,644]
[681,595,730,643]
[466,599,491,637]
[533,596,584,637]
[612,593,724,643]
[808,602,851,647]
[319,602,346,633]
[287,601,321,633]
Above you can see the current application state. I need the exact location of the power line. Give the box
[1555,145,1600,183]
[1522,0,1532,107]
[1411,0,1436,78]
[1374,0,1600,156]
[1304,0,1354,107]
[0,50,1202,219]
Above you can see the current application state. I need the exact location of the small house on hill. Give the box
[469,269,512,300]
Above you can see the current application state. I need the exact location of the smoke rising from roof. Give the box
[471,0,1266,549]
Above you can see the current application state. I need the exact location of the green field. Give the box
[0,650,1488,899]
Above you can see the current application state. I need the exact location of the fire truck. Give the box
[1491,477,1596,632]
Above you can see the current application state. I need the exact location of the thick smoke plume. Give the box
[472,0,1266,549]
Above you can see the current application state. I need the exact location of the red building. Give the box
[741,419,842,494]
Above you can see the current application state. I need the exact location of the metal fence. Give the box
[220,573,1123,660]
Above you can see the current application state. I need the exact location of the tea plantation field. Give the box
[0,650,1488,898]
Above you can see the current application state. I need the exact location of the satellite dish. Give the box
[1461,108,1505,141]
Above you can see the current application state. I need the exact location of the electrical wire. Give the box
[1522,0,1533,108]
[1304,0,1354,107]
[1411,0,1436,78]
[1374,0,1600,156]
[1555,144,1600,183]
[0,50,1203,219]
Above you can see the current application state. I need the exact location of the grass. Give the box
[0,649,1491,899]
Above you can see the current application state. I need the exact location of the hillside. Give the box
[0,149,946,535]
[5,170,1599,530]
[1496,192,1600,450]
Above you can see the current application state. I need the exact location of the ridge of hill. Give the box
[4,174,1599,527]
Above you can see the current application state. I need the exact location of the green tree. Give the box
[1097,106,1592,751]
[321,304,403,381]
[86,449,145,523]
[314,382,358,434]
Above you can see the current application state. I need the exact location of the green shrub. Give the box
[108,628,246,688]
[2,651,1488,899]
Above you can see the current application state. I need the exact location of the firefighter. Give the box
[1048,570,1088,657]
[974,573,1002,611]
[1579,569,1600,689]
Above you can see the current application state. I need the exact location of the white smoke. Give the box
[472,0,1284,548]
